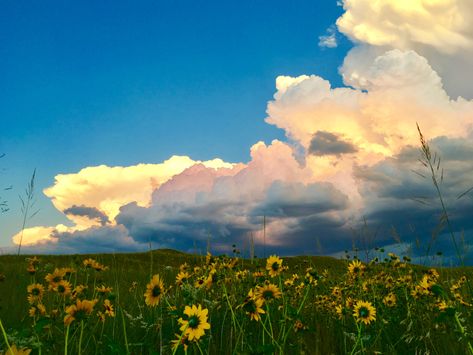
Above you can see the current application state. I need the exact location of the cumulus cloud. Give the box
[336,0,473,98]
[337,0,473,54]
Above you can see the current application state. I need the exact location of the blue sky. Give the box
[2,1,473,265]
[0,1,351,244]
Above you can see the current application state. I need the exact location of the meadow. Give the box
[0,248,472,354]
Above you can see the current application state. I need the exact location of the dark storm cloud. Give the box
[63,205,110,225]
[352,136,473,264]
[308,131,358,156]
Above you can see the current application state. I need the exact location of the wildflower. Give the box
[178,304,211,341]
[179,262,189,272]
[293,320,307,332]
[176,271,191,287]
[266,255,283,277]
[335,304,347,319]
[27,283,44,303]
[60,267,76,277]
[26,264,36,275]
[194,277,206,289]
[54,280,72,297]
[28,303,46,318]
[96,285,113,295]
[255,283,282,302]
[64,299,98,326]
[144,274,165,307]
[353,300,376,325]
[71,285,87,299]
[83,258,97,268]
[331,287,342,298]
[238,289,265,321]
[45,268,65,288]
[4,344,32,355]
[347,260,365,276]
[383,293,397,307]
[103,299,115,317]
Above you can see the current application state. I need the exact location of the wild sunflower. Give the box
[239,289,265,321]
[266,255,283,277]
[26,264,36,275]
[71,285,87,299]
[347,260,365,276]
[45,268,65,288]
[4,344,32,355]
[103,299,115,317]
[353,300,376,325]
[28,303,46,318]
[178,304,211,341]
[96,285,113,295]
[383,293,397,307]
[54,280,72,297]
[176,271,191,287]
[144,274,165,307]
[83,258,97,268]
[64,299,97,326]
[27,283,44,303]
[255,283,282,302]
[194,277,206,289]
[59,267,76,277]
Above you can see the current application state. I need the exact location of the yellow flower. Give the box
[71,285,87,299]
[45,268,65,288]
[64,299,97,326]
[103,299,115,317]
[347,260,365,276]
[26,264,36,275]
[178,304,211,341]
[353,300,376,325]
[83,258,97,268]
[239,289,265,321]
[3,344,32,355]
[27,283,44,303]
[266,255,283,277]
[59,267,76,277]
[383,293,397,307]
[28,303,46,318]
[176,271,191,287]
[96,285,113,295]
[255,283,282,302]
[54,280,72,297]
[144,274,165,307]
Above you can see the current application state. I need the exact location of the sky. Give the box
[1,1,473,264]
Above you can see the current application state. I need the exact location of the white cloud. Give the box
[318,26,338,48]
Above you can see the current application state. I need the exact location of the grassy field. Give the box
[0,249,472,354]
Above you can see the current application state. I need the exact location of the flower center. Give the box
[188,315,199,329]
[359,307,368,318]
[152,286,161,297]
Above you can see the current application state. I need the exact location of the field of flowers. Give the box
[0,249,472,354]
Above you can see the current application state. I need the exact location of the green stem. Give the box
[120,307,130,354]
[454,312,473,355]
[78,321,84,354]
[64,325,70,355]
[172,324,189,355]
[0,319,13,355]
